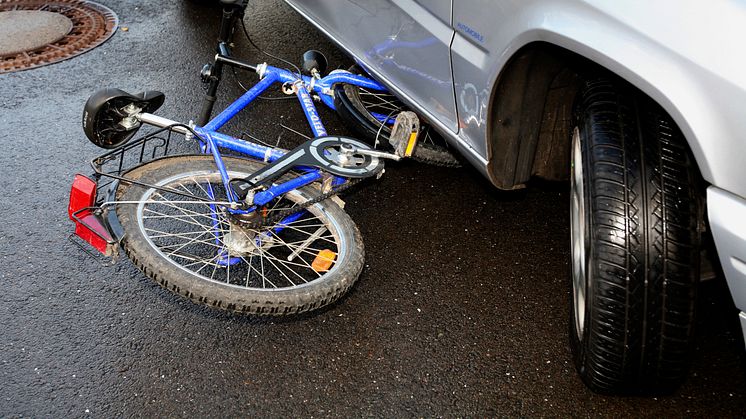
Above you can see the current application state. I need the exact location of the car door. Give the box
[449,0,500,158]
[285,0,458,132]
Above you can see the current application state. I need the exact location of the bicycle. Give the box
[68,1,455,315]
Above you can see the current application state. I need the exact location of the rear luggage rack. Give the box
[68,126,187,258]
[89,125,182,198]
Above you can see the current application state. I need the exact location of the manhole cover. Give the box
[0,0,118,74]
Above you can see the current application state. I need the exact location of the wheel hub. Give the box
[224,225,257,256]
[223,220,278,256]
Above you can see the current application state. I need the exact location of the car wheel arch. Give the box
[482,40,706,190]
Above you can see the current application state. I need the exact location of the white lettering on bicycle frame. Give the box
[299,88,327,136]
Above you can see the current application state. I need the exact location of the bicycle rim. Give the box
[344,84,441,148]
[134,169,348,291]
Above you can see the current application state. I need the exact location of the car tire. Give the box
[569,78,702,394]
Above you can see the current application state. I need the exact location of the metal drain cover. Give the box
[0,0,117,74]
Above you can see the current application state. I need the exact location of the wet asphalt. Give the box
[1,0,745,416]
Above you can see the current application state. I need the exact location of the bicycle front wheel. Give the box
[115,155,365,315]
[333,67,460,167]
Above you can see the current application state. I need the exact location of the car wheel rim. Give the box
[570,127,589,339]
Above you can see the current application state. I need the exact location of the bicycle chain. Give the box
[240,179,362,229]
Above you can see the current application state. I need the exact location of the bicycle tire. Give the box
[333,68,460,167]
[115,155,365,315]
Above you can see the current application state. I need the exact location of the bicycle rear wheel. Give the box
[115,155,365,315]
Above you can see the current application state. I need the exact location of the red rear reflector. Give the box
[73,214,114,256]
[68,174,115,256]
[69,174,97,220]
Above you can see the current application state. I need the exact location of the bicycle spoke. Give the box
[267,229,333,260]
[144,225,228,248]
[360,89,402,113]
[182,178,214,199]
[275,223,338,245]
[147,196,221,224]
[262,246,322,272]
[244,252,254,287]
[160,229,218,256]
[239,254,278,289]
[258,250,298,286]
[143,207,224,227]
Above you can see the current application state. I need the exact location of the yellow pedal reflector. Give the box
[404,131,418,157]
[312,249,337,272]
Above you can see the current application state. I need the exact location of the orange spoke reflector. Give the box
[312,249,337,272]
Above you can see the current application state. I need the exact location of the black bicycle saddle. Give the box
[82,88,165,149]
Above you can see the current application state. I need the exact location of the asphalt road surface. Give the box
[1,0,744,416]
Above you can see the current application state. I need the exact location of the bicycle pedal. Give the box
[388,111,420,158]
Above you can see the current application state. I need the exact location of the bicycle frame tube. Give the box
[205,65,386,132]
[204,71,278,132]
[193,64,388,206]
[296,83,327,137]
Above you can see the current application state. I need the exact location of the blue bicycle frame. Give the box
[190,64,387,211]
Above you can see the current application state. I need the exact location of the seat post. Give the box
[218,0,247,44]
[197,0,249,126]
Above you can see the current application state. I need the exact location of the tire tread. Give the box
[571,79,700,394]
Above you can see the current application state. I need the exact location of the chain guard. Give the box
[231,136,383,199]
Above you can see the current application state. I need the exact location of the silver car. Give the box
[285,0,746,394]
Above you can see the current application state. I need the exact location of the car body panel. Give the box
[449,0,746,200]
[285,0,458,133]
[416,0,451,25]
[708,187,746,314]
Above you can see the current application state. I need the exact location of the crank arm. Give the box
[342,146,401,161]
[231,136,385,200]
